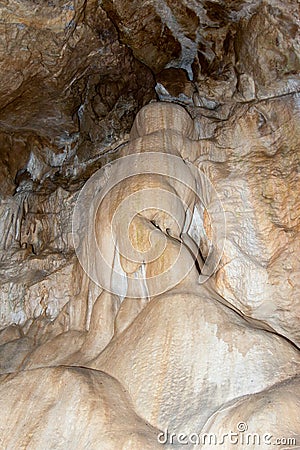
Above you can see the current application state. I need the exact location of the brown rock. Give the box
[102,0,182,73]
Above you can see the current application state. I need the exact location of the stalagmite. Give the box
[0,1,299,447]
[0,100,299,449]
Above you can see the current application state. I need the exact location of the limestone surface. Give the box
[0,1,299,448]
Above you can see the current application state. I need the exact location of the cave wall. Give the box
[0,0,299,341]
[0,1,299,447]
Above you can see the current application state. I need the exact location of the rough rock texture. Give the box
[0,0,155,330]
[0,0,299,448]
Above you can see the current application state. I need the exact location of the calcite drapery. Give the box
[0,0,299,447]
[0,102,299,449]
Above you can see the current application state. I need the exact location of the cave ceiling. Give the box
[0,0,299,196]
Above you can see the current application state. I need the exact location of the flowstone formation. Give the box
[0,102,300,449]
[0,0,299,449]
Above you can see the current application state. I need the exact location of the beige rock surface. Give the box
[0,0,299,448]
[201,376,300,449]
[0,366,163,450]
[91,282,300,434]
[1,98,300,448]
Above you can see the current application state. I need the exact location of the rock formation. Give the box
[0,0,299,449]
